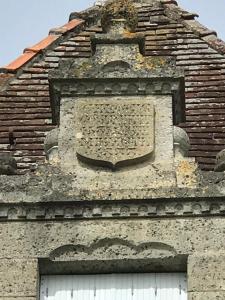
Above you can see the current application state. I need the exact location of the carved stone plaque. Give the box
[75,98,154,167]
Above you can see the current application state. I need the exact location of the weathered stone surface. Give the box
[0,167,225,297]
[1,218,225,259]
[101,0,138,33]
[1,4,225,300]
[59,94,177,190]
[75,98,154,167]
[1,197,225,221]
[0,259,38,297]
[1,161,225,202]
[175,159,198,188]
[215,149,225,172]
[44,128,58,153]
[46,146,59,164]
[174,126,190,157]
[0,153,17,175]
[49,5,185,191]
[188,254,225,292]
[188,292,225,300]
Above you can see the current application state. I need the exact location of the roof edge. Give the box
[163,2,225,55]
[1,19,84,73]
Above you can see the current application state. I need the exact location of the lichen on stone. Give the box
[73,60,93,77]
[134,54,167,70]
[101,0,138,32]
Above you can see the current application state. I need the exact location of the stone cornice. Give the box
[0,198,225,221]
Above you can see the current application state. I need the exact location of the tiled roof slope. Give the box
[1,0,225,173]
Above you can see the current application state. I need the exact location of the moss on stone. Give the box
[101,0,138,32]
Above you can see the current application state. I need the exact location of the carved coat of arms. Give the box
[75,98,155,168]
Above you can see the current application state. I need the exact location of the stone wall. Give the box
[0,217,225,299]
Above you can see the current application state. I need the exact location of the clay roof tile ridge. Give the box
[1,19,84,73]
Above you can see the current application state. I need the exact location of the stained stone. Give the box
[214,149,225,172]
[74,98,154,167]
[0,153,17,175]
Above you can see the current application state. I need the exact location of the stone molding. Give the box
[51,78,184,125]
[49,239,177,262]
[57,79,180,96]
[0,198,225,221]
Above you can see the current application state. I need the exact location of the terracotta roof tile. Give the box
[24,35,60,53]
[2,19,84,72]
[3,52,37,72]
[49,19,84,34]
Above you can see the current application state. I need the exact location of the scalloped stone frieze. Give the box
[49,239,177,261]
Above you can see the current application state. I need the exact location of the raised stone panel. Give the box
[59,95,175,190]
[75,98,154,167]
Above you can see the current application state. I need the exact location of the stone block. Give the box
[188,291,225,300]
[0,259,38,297]
[188,253,225,292]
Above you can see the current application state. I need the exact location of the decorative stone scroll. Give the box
[75,98,155,167]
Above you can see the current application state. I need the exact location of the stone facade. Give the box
[1,1,225,300]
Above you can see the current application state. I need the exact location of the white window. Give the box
[40,273,187,300]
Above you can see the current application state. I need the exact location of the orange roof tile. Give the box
[4,52,37,72]
[49,19,84,34]
[3,19,84,72]
[24,35,59,53]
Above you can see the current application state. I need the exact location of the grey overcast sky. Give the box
[0,0,225,67]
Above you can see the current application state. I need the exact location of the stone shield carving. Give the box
[75,98,154,167]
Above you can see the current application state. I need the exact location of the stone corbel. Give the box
[214,149,225,172]
[173,126,199,188]
[44,128,59,164]
[173,126,190,159]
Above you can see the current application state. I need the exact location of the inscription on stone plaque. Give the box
[75,98,154,167]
